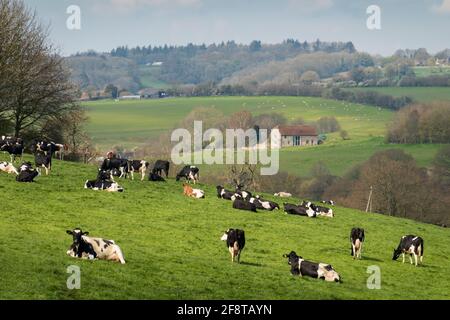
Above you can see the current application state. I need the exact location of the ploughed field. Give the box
[0,157,449,299]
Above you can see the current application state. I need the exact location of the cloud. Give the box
[288,0,334,12]
[432,0,450,14]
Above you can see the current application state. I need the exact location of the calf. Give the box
[149,172,165,182]
[16,162,39,182]
[66,228,125,264]
[0,162,18,175]
[152,160,170,178]
[128,160,149,181]
[274,192,292,198]
[221,229,245,263]
[34,151,52,175]
[350,228,365,260]
[183,183,205,199]
[393,235,424,267]
[284,203,316,217]
[216,185,236,200]
[176,165,199,184]
[232,198,257,212]
[283,251,341,282]
[84,180,124,192]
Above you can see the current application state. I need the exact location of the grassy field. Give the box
[84,96,445,177]
[413,66,450,78]
[348,87,450,103]
[1,158,449,300]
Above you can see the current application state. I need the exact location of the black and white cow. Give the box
[97,169,114,182]
[16,162,38,182]
[393,235,424,267]
[1,140,24,162]
[66,228,126,264]
[176,165,199,184]
[284,203,316,217]
[350,228,365,260]
[216,185,236,200]
[34,151,52,175]
[0,161,18,175]
[310,203,334,218]
[36,141,65,158]
[149,172,166,181]
[84,179,124,192]
[152,160,170,178]
[254,195,280,211]
[235,185,252,200]
[283,251,341,282]
[232,198,257,212]
[127,160,149,181]
[221,229,245,263]
[100,158,129,178]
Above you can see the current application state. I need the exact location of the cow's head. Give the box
[107,183,124,192]
[392,247,402,261]
[323,266,341,283]
[66,228,89,244]
[283,251,301,265]
[220,229,232,241]
[97,169,112,181]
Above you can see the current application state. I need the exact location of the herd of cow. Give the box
[0,136,425,284]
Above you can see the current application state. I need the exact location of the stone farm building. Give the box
[276,125,318,147]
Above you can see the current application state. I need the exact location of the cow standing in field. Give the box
[35,151,52,175]
[152,160,170,178]
[66,228,126,264]
[100,157,129,178]
[176,165,199,184]
[393,235,424,267]
[36,141,65,159]
[1,139,24,163]
[350,228,365,260]
[221,229,245,263]
[127,160,149,181]
[283,251,341,282]
[0,162,18,175]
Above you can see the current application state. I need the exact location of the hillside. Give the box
[83,96,443,177]
[0,158,449,299]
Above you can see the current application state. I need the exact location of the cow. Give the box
[16,162,38,182]
[152,160,170,178]
[350,228,365,260]
[176,165,199,184]
[100,158,129,178]
[321,200,335,206]
[283,251,341,282]
[250,196,279,211]
[183,184,205,199]
[127,160,149,181]
[232,198,257,212]
[0,162,18,175]
[393,235,424,267]
[220,229,245,263]
[34,151,52,175]
[149,172,165,182]
[284,203,316,217]
[97,169,115,182]
[310,203,334,218]
[1,140,24,163]
[216,185,236,200]
[66,228,126,264]
[235,186,252,201]
[36,141,65,159]
[274,192,292,198]
[84,179,124,192]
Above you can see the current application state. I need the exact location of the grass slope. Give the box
[1,158,449,300]
[348,87,450,103]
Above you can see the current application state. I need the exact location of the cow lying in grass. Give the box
[16,162,39,182]
[301,201,334,218]
[232,198,257,212]
[84,169,124,192]
[183,183,205,198]
[0,162,18,175]
[149,172,165,181]
[283,251,341,282]
[274,192,292,198]
[284,203,316,217]
[66,228,126,264]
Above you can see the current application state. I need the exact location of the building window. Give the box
[294,136,300,146]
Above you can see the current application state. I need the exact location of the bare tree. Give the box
[0,0,79,137]
[228,164,257,189]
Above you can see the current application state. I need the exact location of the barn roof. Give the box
[275,125,318,136]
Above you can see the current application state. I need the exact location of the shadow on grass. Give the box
[239,261,263,267]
